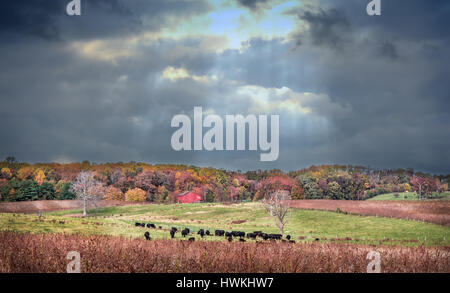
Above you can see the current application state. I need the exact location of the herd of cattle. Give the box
[135,222,294,243]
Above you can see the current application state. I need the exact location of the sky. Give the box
[0,0,449,173]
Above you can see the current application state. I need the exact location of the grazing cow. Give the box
[135,222,140,227]
[150,224,156,228]
[246,233,257,239]
[170,228,177,238]
[239,238,246,242]
[146,223,151,228]
[232,231,245,238]
[227,236,232,242]
[197,229,205,238]
[205,230,210,236]
[253,231,263,236]
[225,232,232,238]
[181,228,189,237]
[315,238,320,241]
[270,234,282,240]
[144,231,151,240]
[262,233,269,241]
[215,230,225,237]
[286,235,291,240]
[185,228,190,233]
[188,237,195,242]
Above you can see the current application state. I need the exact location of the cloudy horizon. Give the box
[0,0,449,174]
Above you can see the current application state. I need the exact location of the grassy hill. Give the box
[1,202,448,247]
[368,192,450,201]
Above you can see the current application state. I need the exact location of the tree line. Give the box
[0,158,448,203]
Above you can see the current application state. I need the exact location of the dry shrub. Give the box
[0,232,448,273]
[289,200,450,225]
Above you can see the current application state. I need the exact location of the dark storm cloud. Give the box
[0,0,449,173]
[289,7,351,50]
[279,0,450,173]
[0,0,210,41]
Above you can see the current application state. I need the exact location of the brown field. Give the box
[0,200,151,214]
[289,200,450,226]
[0,232,448,273]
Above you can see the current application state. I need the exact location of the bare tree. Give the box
[71,171,104,216]
[262,190,291,235]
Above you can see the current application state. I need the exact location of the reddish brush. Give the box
[289,200,450,225]
[0,232,448,273]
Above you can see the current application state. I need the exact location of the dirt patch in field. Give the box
[289,200,450,226]
[231,219,247,224]
[0,200,152,214]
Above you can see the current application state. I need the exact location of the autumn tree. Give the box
[125,188,146,202]
[1,168,12,180]
[34,170,46,186]
[71,171,104,216]
[104,186,124,201]
[262,190,291,235]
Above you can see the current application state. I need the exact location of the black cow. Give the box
[170,229,176,238]
[227,236,232,242]
[181,229,189,237]
[239,238,246,242]
[286,235,291,240]
[135,222,140,227]
[271,234,282,240]
[246,233,257,239]
[144,231,151,240]
[205,230,210,236]
[225,231,232,237]
[188,237,195,242]
[171,227,178,232]
[215,230,225,236]
[197,229,205,238]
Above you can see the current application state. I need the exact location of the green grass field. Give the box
[368,192,450,201]
[1,202,449,247]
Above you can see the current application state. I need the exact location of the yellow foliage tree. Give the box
[34,169,46,186]
[403,183,411,192]
[125,188,146,202]
[1,168,12,179]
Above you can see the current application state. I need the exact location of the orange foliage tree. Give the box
[104,186,125,201]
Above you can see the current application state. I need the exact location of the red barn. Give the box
[177,191,202,203]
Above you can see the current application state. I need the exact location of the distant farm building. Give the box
[177,191,202,203]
